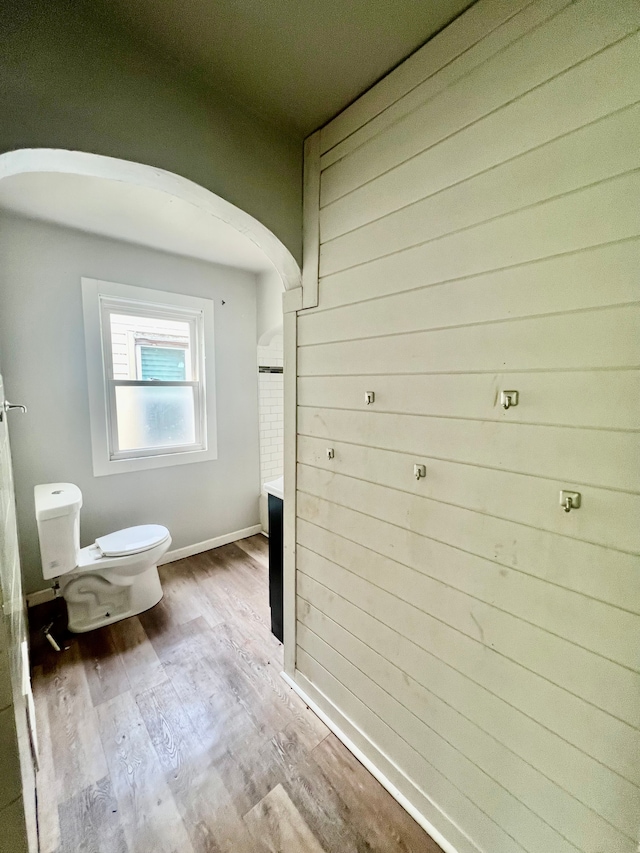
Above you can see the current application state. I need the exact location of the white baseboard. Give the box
[158,524,262,565]
[281,670,472,853]
[25,524,263,607]
[25,588,56,608]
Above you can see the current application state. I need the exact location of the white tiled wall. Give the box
[258,336,283,485]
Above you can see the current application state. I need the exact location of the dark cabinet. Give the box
[267,494,283,642]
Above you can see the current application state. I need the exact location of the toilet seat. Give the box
[95,524,170,557]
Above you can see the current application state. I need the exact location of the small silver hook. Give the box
[559,490,581,513]
[501,390,518,410]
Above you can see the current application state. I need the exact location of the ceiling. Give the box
[0,2,477,267]
[0,173,274,272]
[88,0,475,137]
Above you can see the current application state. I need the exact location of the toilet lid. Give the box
[95,524,170,557]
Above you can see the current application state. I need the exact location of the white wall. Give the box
[0,214,261,595]
[256,268,284,342]
[295,1,640,852]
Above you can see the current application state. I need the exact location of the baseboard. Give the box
[25,525,263,606]
[158,524,262,565]
[281,670,473,853]
[25,588,56,608]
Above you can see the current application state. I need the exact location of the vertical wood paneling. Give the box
[298,1,640,851]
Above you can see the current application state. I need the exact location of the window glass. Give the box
[82,277,216,476]
[108,313,192,380]
[114,385,196,450]
[139,347,187,381]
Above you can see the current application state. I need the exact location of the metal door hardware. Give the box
[326,448,335,459]
[501,390,518,410]
[560,490,581,513]
[414,464,426,480]
[0,401,27,422]
[365,391,375,405]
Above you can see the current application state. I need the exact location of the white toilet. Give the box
[34,483,171,633]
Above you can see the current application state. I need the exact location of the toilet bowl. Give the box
[34,483,170,633]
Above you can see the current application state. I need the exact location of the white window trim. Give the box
[82,277,217,477]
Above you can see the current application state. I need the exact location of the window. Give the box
[82,279,217,476]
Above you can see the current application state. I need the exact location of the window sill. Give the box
[92,444,218,477]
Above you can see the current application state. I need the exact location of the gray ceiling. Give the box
[91,0,475,138]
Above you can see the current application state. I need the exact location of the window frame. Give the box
[82,278,217,477]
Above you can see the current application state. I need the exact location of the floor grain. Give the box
[30,536,440,853]
[109,616,168,696]
[44,642,108,800]
[57,777,128,853]
[31,666,60,853]
[244,783,326,853]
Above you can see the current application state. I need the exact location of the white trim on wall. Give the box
[26,524,264,606]
[302,131,321,309]
[81,277,218,477]
[0,149,301,293]
[283,286,303,314]
[282,308,298,677]
[282,671,468,853]
[158,524,262,564]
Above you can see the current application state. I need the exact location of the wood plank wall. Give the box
[294,1,640,851]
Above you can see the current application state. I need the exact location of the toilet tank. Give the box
[34,483,83,579]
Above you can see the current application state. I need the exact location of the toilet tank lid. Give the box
[95,525,170,557]
[34,483,83,521]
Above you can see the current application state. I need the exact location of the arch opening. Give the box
[0,148,301,290]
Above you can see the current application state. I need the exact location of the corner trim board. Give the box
[282,669,473,853]
[282,308,298,676]
[283,286,303,314]
[302,130,321,310]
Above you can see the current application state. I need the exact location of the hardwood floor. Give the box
[29,535,441,853]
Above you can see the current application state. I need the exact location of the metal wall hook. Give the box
[414,464,426,480]
[501,390,518,410]
[560,490,581,513]
[364,391,375,405]
[326,448,334,459]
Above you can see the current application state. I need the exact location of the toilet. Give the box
[34,483,171,633]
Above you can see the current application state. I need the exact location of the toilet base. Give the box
[62,565,163,633]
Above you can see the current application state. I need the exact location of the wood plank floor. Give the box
[29,535,440,853]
